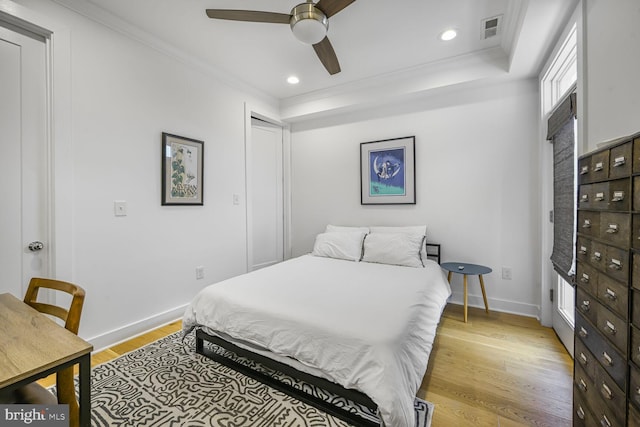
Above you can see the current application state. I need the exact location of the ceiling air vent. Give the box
[481,15,502,40]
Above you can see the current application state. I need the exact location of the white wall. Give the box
[584,0,640,151]
[14,0,279,349]
[290,79,542,317]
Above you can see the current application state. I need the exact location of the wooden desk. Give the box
[0,293,92,427]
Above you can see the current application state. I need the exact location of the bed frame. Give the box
[195,243,441,427]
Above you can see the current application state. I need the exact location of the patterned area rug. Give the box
[79,331,434,426]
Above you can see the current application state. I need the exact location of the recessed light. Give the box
[440,29,457,41]
[287,76,300,85]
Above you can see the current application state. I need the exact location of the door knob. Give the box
[28,241,44,252]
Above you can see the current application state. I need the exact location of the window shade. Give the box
[548,93,577,284]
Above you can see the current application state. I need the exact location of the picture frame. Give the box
[161,132,204,205]
[360,136,416,205]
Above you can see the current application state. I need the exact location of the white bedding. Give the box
[183,254,451,427]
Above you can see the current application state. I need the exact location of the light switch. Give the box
[114,200,127,216]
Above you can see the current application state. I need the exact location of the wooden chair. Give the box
[16,278,86,427]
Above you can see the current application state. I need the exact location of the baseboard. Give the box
[448,292,540,320]
[87,304,188,353]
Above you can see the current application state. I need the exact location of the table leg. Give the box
[447,271,452,283]
[479,274,489,313]
[463,274,468,323]
[78,353,91,427]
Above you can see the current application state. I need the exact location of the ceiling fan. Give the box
[205,0,356,75]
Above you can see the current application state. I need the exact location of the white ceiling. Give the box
[54,0,576,121]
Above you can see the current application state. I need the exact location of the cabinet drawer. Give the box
[607,178,630,211]
[589,241,608,272]
[631,363,640,410]
[599,213,630,247]
[590,182,609,210]
[632,324,640,368]
[634,137,640,174]
[575,338,597,382]
[597,274,628,319]
[577,237,591,264]
[574,386,598,427]
[633,215,640,250]
[578,211,600,239]
[577,287,597,324]
[595,304,627,353]
[576,312,601,357]
[580,156,593,185]
[609,141,632,178]
[634,290,640,329]
[634,253,640,290]
[594,363,626,424]
[591,151,610,183]
[577,262,598,295]
[634,176,640,212]
[604,246,628,283]
[630,403,640,427]
[579,184,592,209]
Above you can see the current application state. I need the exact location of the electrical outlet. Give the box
[502,267,512,280]
[195,266,204,280]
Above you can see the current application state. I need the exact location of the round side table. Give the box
[441,262,492,323]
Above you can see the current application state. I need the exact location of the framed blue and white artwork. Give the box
[360,136,415,205]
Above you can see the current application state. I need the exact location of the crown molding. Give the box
[51,0,277,108]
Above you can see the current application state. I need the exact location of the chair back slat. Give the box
[23,278,85,335]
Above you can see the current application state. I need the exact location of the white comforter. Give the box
[183,255,451,427]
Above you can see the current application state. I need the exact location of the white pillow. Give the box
[312,231,366,262]
[362,233,425,268]
[325,224,370,234]
[369,225,427,261]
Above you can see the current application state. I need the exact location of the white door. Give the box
[249,117,284,271]
[0,25,48,297]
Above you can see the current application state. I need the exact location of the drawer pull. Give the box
[613,156,626,167]
[580,165,589,175]
[600,414,612,427]
[579,246,588,255]
[608,259,622,270]
[604,320,617,335]
[579,378,588,392]
[594,161,604,171]
[602,351,613,366]
[579,352,588,365]
[580,300,590,311]
[581,194,589,203]
[604,288,617,301]
[581,273,590,283]
[600,383,613,400]
[578,327,588,338]
[593,252,602,261]
[576,405,585,420]
[583,219,591,228]
[611,191,625,202]
[606,224,618,233]
[595,192,605,201]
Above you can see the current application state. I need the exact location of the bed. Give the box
[183,226,451,427]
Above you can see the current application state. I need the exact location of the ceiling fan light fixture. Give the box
[290,3,328,45]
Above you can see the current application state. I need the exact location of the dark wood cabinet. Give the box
[575,134,640,426]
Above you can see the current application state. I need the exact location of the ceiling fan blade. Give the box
[205,9,291,24]
[313,37,341,75]
[314,0,355,18]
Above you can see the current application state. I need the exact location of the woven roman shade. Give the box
[548,93,577,284]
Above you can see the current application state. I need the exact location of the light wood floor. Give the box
[41,305,573,426]
[420,304,573,427]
